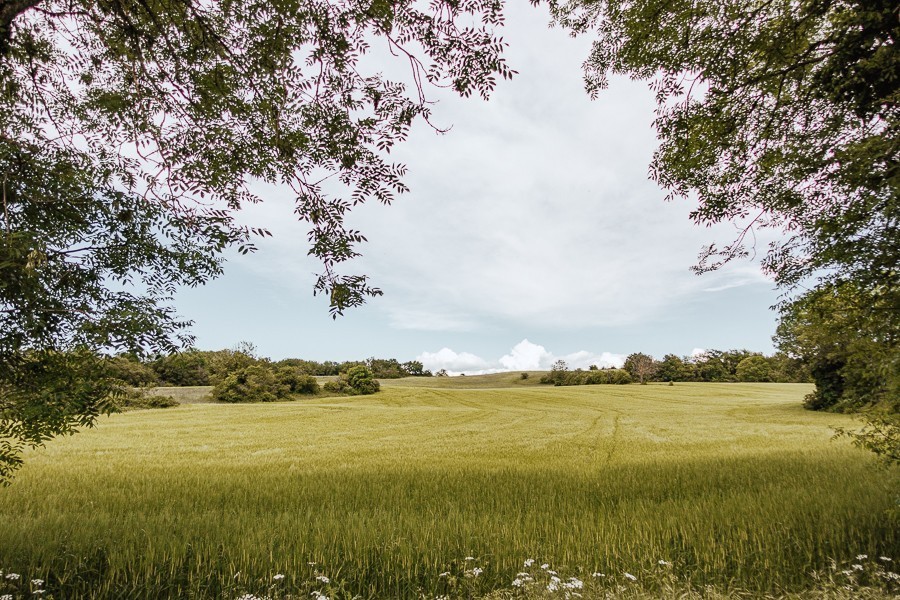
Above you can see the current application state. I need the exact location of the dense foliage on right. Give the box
[543,0,897,454]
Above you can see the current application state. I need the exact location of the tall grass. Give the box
[0,381,896,598]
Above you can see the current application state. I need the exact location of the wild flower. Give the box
[0,595,11,600]
[272,573,285,581]
[856,554,868,560]
[523,559,535,568]
[624,572,637,581]
[464,556,475,561]
[472,567,483,577]
[540,563,550,570]
[31,579,44,586]
[548,569,558,575]
[4,574,19,581]
[591,573,605,578]
[563,577,583,590]
[658,560,671,566]
[852,564,864,571]
[310,592,328,600]
[438,572,450,578]
[880,556,893,562]
[316,575,330,584]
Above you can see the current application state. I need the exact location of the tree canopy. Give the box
[545,0,898,429]
[545,0,898,301]
[0,0,512,480]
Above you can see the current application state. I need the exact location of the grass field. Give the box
[0,379,897,599]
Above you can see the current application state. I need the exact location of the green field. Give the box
[0,379,897,599]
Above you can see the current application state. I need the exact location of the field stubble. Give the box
[0,381,896,598]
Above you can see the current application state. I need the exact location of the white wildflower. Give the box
[272,574,285,581]
[524,559,535,568]
[856,554,868,560]
[852,564,864,571]
[464,556,475,561]
[438,572,450,578]
[512,578,525,587]
[316,575,330,584]
[5,574,19,581]
[624,572,637,581]
[564,577,583,590]
[658,560,670,566]
[0,595,10,600]
[31,579,44,587]
[540,563,550,570]
[548,570,558,575]
[591,572,606,578]
[886,572,900,581]
[310,592,328,600]
[879,556,893,562]
[308,562,316,566]
[472,567,483,577]
[547,581,559,592]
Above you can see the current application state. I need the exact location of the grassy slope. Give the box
[0,380,896,598]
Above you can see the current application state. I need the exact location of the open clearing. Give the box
[0,380,896,598]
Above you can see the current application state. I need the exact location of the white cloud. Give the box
[690,348,707,358]
[498,339,553,370]
[417,348,490,373]
[419,339,625,375]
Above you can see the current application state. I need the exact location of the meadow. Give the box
[0,379,897,599]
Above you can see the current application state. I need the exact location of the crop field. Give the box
[0,379,897,599]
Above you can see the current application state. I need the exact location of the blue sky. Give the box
[173,3,783,373]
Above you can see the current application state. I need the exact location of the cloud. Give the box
[498,339,553,370]
[417,348,490,373]
[419,339,625,375]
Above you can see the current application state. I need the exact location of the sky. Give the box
[173,3,784,374]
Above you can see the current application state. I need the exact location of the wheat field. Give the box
[0,380,896,598]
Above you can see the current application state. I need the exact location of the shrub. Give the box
[323,378,352,394]
[276,366,320,395]
[113,388,179,411]
[150,350,211,386]
[346,365,380,395]
[212,365,287,403]
[105,355,160,387]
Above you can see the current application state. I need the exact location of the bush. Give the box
[276,366,320,395]
[113,388,179,411]
[346,365,380,395]
[323,366,380,395]
[150,350,211,386]
[212,365,287,403]
[323,379,352,394]
[105,355,160,387]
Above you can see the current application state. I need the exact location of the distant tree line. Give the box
[104,346,431,389]
[541,350,810,387]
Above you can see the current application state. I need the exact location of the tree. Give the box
[775,283,898,412]
[0,0,512,480]
[623,352,656,384]
[545,0,899,425]
[546,0,897,296]
[655,354,690,382]
[735,355,773,383]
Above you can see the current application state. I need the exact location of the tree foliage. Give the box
[775,283,898,412]
[0,0,511,480]
[545,0,898,299]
